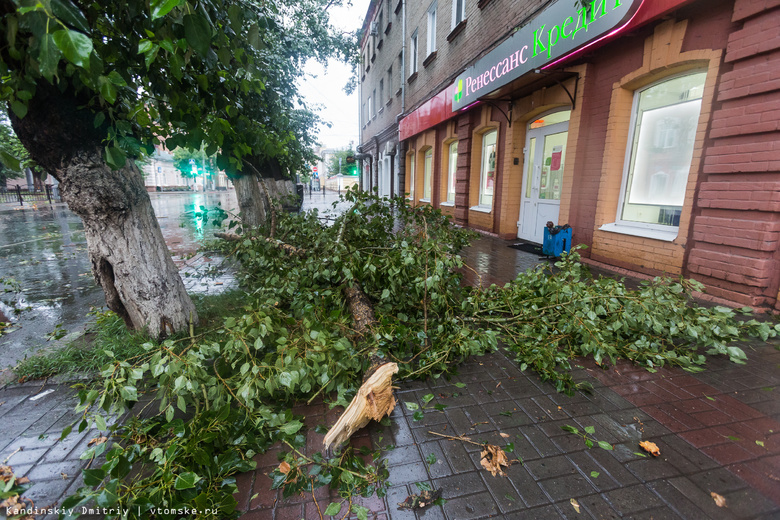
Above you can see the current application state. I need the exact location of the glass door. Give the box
[518,111,570,243]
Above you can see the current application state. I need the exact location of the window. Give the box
[387,66,393,101]
[379,80,384,109]
[408,152,415,199]
[378,11,384,39]
[452,0,466,28]
[447,141,457,203]
[422,149,432,200]
[618,72,706,228]
[479,130,497,207]
[372,89,376,117]
[367,96,373,120]
[410,31,418,75]
[427,3,437,55]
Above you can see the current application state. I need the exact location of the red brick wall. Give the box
[686,0,780,309]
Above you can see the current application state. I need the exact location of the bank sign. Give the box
[452,0,641,110]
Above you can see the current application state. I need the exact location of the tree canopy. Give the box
[0,0,355,176]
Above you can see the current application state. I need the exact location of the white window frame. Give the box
[367,96,373,120]
[407,151,416,199]
[601,71,707,242]
[451,0,466,29]
[410,30,418,75]
[427,3,437,55]
[474,130,497,209]
[421,148,432,202]
[445,140,457,204]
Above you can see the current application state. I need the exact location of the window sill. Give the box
[407,72,418,84]
[371,53,376,63]
[385,22,392,34]
[440,201,455,207]
[377,39,383,50]
[395,0,402,14]
[386,98,393,107]
[423,51,437,68]
[378,107,384,115]
[395,88,402,97]
[447,20,467,42]
[599,222,678,242]
[470,205,492,214]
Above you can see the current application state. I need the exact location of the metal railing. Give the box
[0,185,55,206]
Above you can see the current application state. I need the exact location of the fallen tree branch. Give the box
[213,232,303,256]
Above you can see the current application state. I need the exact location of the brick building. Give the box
[358,0,780,311]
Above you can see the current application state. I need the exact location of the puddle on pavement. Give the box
[0,191,239,367]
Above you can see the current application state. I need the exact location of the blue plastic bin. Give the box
[542,227,572,257]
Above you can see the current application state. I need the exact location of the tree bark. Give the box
[231,173,267,228]
[9,85,197,339]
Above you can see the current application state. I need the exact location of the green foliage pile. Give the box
[61,191,778,518]
[476,251,779,394]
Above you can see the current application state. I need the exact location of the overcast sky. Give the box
[297,0,371,151]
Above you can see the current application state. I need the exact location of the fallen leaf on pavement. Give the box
[278,461,291,475]
[398,488,442,510]
[481,444,510,477]
[88,436,108,447]
[711,492,727,507]
[570,498,581,513]
[500,433,510,438]
[639,440,660,456]
[60,472,68,479]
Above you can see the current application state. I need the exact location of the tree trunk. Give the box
[231,173,267,228]
[8,86,197,339]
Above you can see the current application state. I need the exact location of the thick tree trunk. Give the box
[59,151,198,339]
[9,85,197,339]
[231,173,267,228]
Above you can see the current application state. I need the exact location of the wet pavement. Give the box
[0,191,239,368]
[2,192,779,519]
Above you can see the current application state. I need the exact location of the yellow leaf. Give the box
[278,461,291,475]
[500,433,510,438]
[570,498,581,513]
[639,440,660,456]
[480,444,510,477]
[88,436,108,447]
[711,491,727,508]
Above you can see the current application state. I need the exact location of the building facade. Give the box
[359,0,780,311]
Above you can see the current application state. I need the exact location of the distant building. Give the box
[142,146,229,191]
[359,0,780,311]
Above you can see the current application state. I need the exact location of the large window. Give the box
[619,72,706,227]
[422,149,432,200]
[387,66,392,101]
[447,141,457,203]
[452,0,466,28]
[427,3,437,55]
[479,130,497,207]
[410,31,418,75]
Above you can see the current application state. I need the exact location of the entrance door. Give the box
[518,111,570,243]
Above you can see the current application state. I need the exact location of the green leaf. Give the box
[584,426,596,435]
[561,424,579,434]
[433,403,448,411]
[183,14,212,56]
[10,101,27,119]
[52,29,93,68]
[404,401,419,411]
[279,420,303,436]
[0,151,21,171]
[324,502,341,516]
[454,382,467,388]
[727,435,741,442]
[633,452,647,458]
[98,76,117,104]
[51,0,91,33]
[422,393,435,404]
[38,34,62,81]
[95,414,107,431]
[412,410,424,421]
[151,0,182,20]
[353,505,369,520]
[82,468,106,486]
[105,145,126,169]
[597,441,613,451]
[174,471,201,490]
[590,471,600,478]
[381,288,390,299]
[503,442,514,453]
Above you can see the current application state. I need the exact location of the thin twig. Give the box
[428,431,484,447]
[311,477,324,520]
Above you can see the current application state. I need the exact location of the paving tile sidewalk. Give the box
[236,234,780,520]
